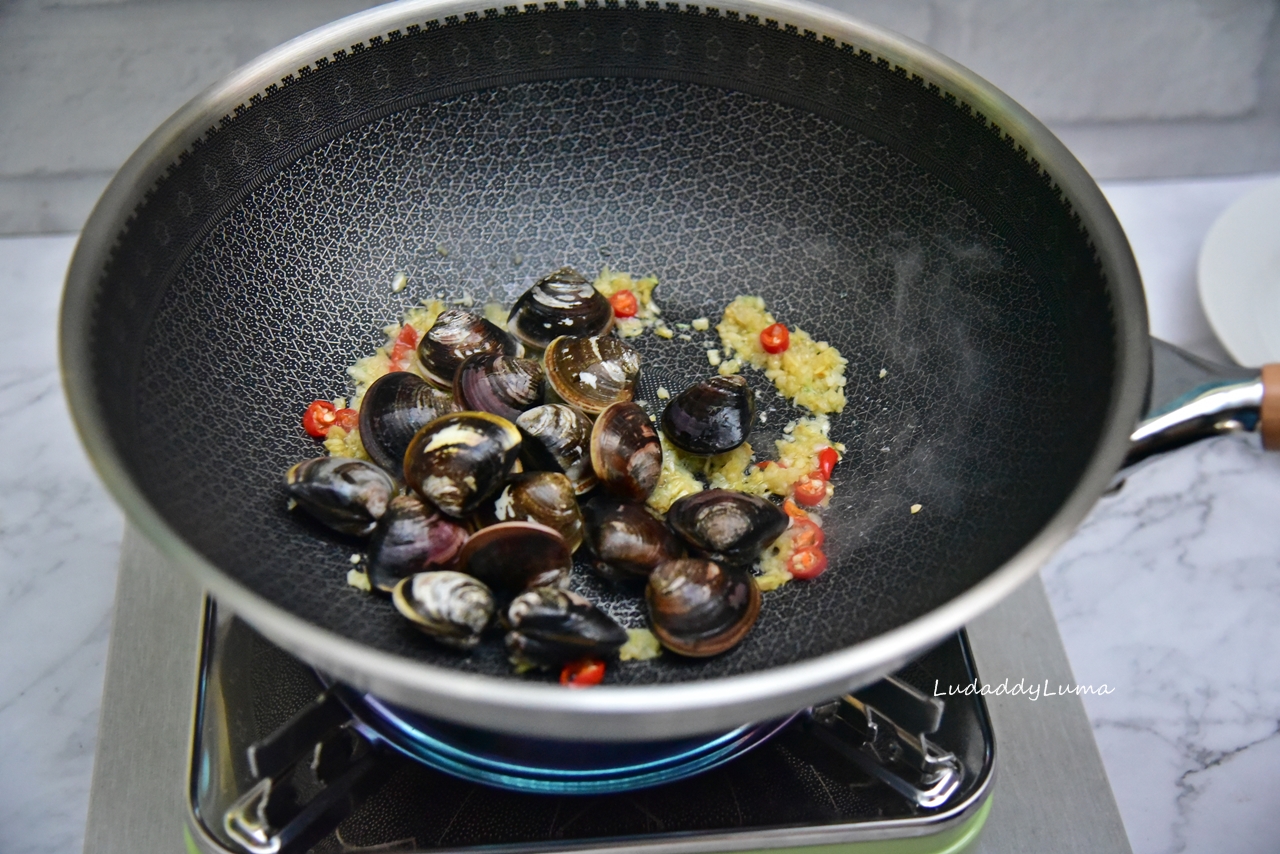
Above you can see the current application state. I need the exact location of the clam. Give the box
[367,495,470,592]
[590,401,662,501]
[285,457,396,537]
[392,571,494,650]
[507,267,615,350]
[483,472,585,553]
[660,375,756,455]
[504,587,629,669]
[516,404,598,495]
[646,558,761,657]
[417,308,521,389]
[458,520,572,596]
[358,372,458,475]
[666,489,788,566]
[581,498,683,582]
[542,335,641,416]
[403,411,522,517]
[453,354,545,422]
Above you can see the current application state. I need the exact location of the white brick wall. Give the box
[1,0,1277,233]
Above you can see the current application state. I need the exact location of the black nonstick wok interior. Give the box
[79,5,1115,689]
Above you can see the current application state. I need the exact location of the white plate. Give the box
[1198,177,1280,366]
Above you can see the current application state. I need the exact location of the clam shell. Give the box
[516,404,598,495]
[458,520,572,596]
[646,558,760,657]
[507,267,615,350]
[403,411,522,517]
[358,371,458,475]
[660,374,755,456]
[666,489,788,566]
[504,587,628,669]
[484,472,585,553]
[367,495,470,592]
[417,308,521,389]
[581,497,682,581]
[285,457,396,537]
[590,400,663,501]
[392,571,494,650]
[542,335,641,416]
[453,354,545,422]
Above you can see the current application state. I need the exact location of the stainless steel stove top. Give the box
[82,531,1132,854]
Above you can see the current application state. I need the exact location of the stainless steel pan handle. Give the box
[1120,338,1279,481]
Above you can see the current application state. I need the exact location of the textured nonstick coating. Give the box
[83,8,1113,687]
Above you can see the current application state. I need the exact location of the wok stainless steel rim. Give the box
[60,0,1148,741]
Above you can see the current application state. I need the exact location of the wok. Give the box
[63,0,1255,742]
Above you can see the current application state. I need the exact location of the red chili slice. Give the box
[560,658,606,688]
[816,447,839,480]
[333,408,360,433]
[793,473,828,507]
[760,322,790,354]
[789,518,825,551]
[388,324,420,372]
[609,290,639,318]
[787,546,828,580]
[302,400,337,438]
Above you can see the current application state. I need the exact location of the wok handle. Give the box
[1120,339,1273,480]
[1261,364,1280,450]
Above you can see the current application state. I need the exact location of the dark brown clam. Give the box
[581,498,683,582]
[542,335,641,416]
[482,472,585,553]
[505,587,628,669]
[403,411,522,517]
[453,353,545,422]
[285,457,396,536]
[516,404,598,494]
[660,375,756,456]
[392,571,494,650]
[417,308,522,389]
[507,267,615,351]
[666,489,788,566]
[458,520,571,596]
[590,401,663,501]
[646,558,760,657]
[367,495,470,592]
[358,371,458,475]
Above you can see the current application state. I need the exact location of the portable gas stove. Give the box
[82,533,1132,854]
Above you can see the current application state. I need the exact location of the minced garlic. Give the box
[717,295,847,414]
[324,425,371,461]
[620,628,663,661]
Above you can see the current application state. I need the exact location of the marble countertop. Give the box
[2,174,1277,854]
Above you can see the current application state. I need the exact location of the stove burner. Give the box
[333,684,797,793]
[191,603,995,854]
